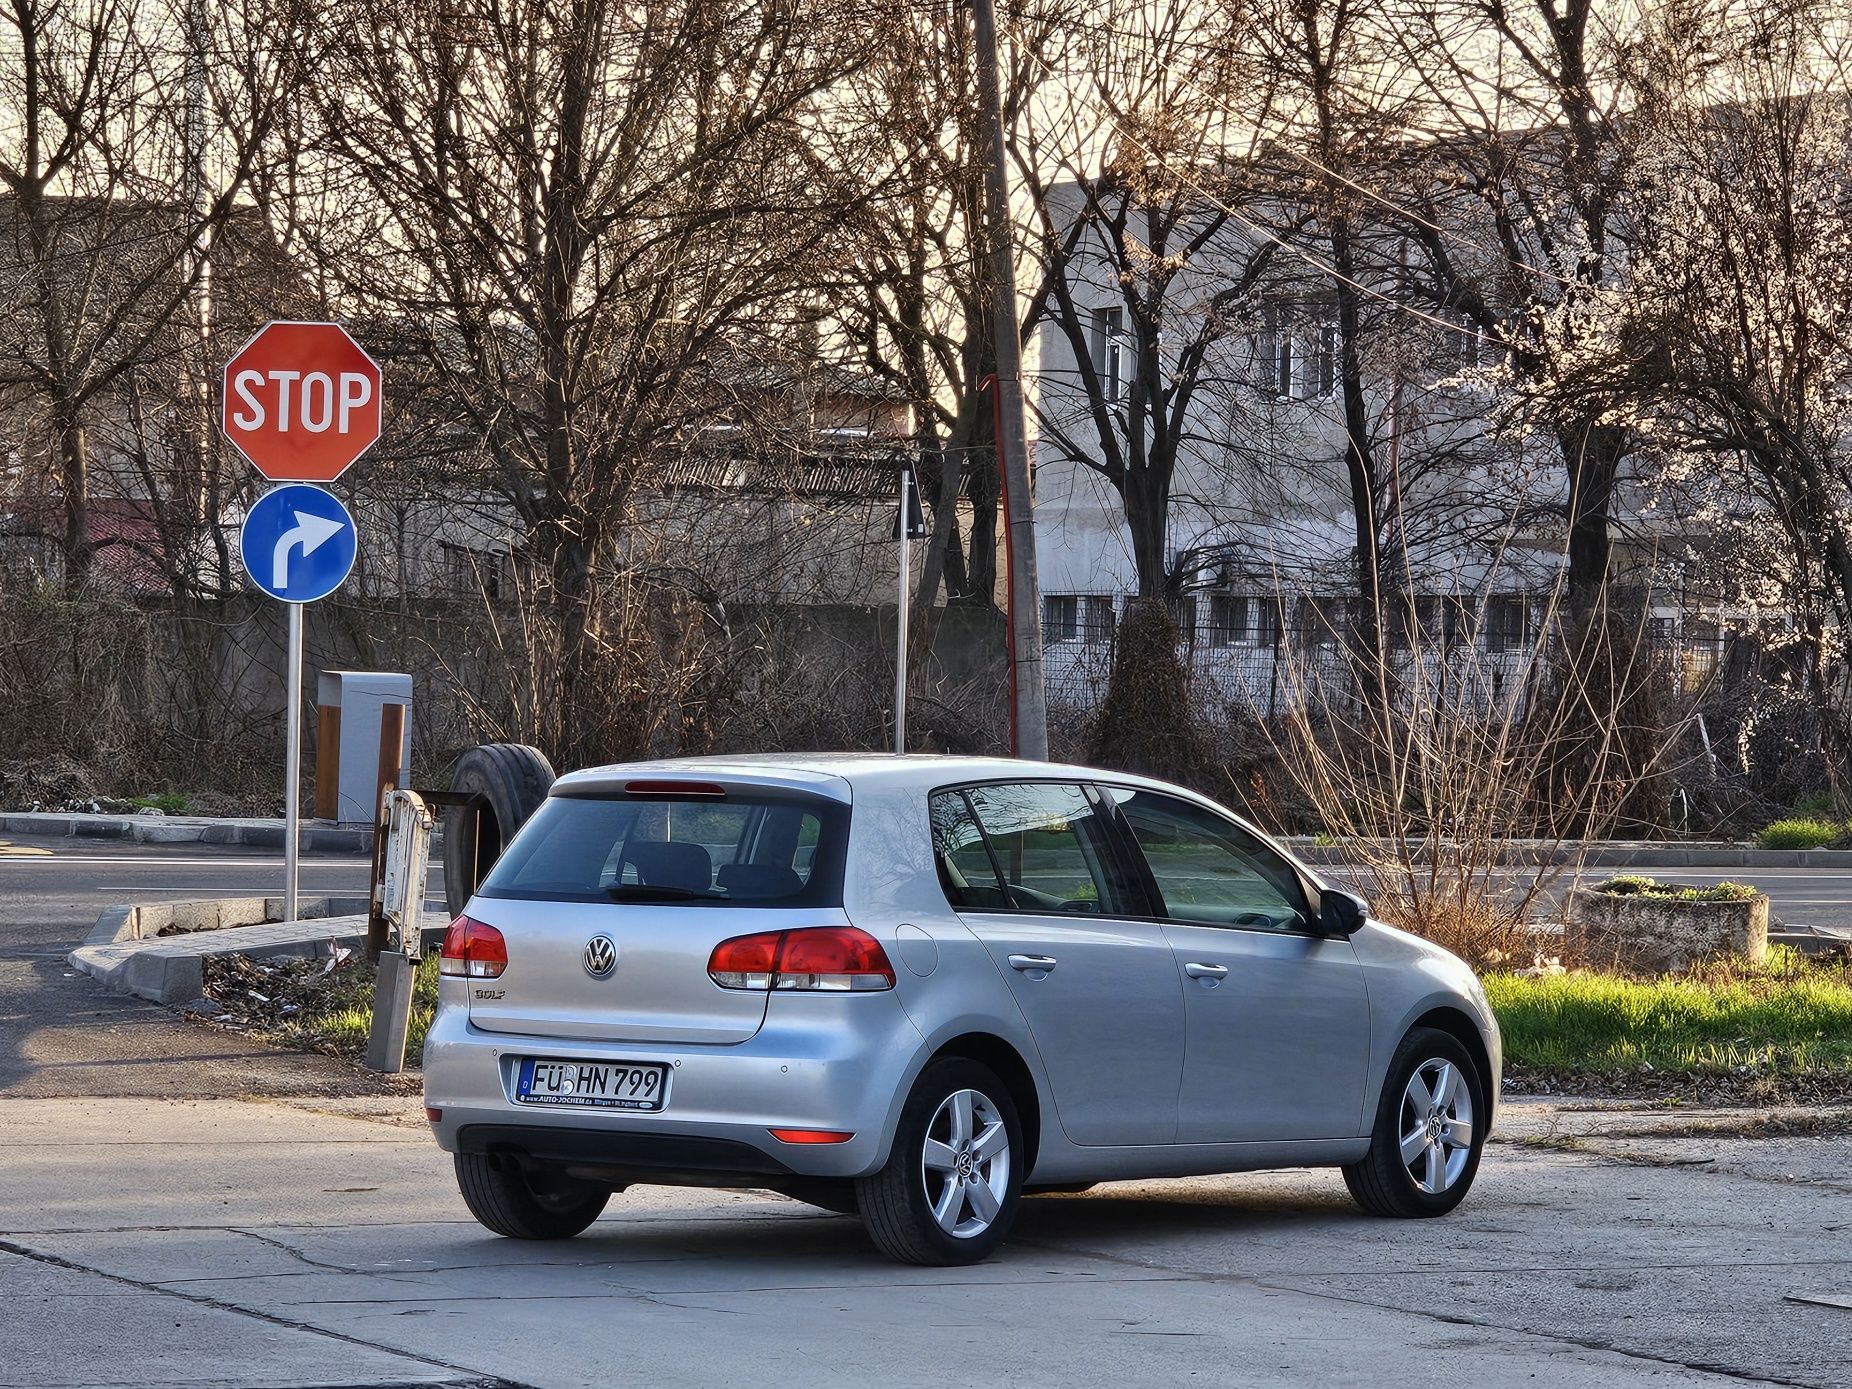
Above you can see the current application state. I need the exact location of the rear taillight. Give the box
[439,914,508,979]
[707,927,895,992]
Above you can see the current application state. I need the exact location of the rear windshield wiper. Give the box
[603,883,708,901]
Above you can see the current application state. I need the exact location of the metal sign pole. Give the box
[895,467,910,754]
[284,601,303,922]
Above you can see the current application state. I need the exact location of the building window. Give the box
[442,543,504,600]
[1207,594,1248,648]
[1173,594,1198,648]
[1314,324,1337,397]
[1298,596,1348,648]
[1091,306,1128,402]
[1081,596,1115,644]
[1043,594,1079,644]
[1484,596,1530,653]
[1257,308,1337,400]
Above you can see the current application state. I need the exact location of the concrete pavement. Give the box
[1,1095,1848,1388]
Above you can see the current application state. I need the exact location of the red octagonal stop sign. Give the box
[221,321,382,482]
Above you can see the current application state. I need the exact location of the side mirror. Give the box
[1319,888,1368,936]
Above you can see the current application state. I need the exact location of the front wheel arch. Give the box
[1405,1006,1494,1118]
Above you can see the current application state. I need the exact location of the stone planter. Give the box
[1565,888,1769,974]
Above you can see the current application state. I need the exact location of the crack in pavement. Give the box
[0,1238,528,1389]
[1005,1232,1825,1387]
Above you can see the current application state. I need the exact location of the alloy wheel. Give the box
[1399,1058,1475,1194]
[918,1087,1011,1238]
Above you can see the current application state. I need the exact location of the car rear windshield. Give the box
[476,791,848,906]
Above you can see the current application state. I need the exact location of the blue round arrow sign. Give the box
[239,483,358,603]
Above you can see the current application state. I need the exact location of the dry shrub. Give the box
[1266,583,1690,965]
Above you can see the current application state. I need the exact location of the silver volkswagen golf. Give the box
[424,754,1500,1265]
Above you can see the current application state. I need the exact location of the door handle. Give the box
[1184,962,1229,979]
[1008,954,1058,972]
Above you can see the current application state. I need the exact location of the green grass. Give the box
[1756,816,1846,850]
[1593,875,1760,903]
[254,953,441,1062]
[100,792,193,814]
[1486,961,1852,1075]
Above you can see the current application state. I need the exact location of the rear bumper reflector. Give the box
[425,1107,444,1124]
[768,1128,855,1145]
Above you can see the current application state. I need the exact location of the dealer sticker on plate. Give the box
[514,1058,669,1111]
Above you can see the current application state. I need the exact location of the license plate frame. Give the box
[513,1057,670,1112]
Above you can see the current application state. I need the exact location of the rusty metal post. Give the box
[375,702,406,810]
[312,705,341,820]
[364,702,406,962]
[364,801,389,963]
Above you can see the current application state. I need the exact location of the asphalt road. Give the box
[0,832,405,1099]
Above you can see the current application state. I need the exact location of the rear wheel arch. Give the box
[925,1033,1042,1177]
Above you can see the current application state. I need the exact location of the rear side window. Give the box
[477,792,846,906]
[930,783,1131,915]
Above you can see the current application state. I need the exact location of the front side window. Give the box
[1103,789,1310,932]
[930,783,1129,915]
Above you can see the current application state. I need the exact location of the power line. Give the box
[1004,6,1585,294]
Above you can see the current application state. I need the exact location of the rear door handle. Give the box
[1008,954,1058,972]
[1184,962,1229,979]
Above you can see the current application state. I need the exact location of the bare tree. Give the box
[1595,2,1852,764]
[0,0,294,589]
[1006,2,1303,775]
[275,0,884,764]
[1395,0,1642,610]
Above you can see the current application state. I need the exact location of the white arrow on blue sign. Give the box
[239,483,358,603]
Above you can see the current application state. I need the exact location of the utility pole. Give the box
[182,0,213,533]
[894,461,916,753]
[969,0,1048,760]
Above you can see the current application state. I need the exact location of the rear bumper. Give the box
[422,990,927,1181]
[454,1124,797,1185]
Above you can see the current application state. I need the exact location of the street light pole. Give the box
[970,0,1048,760]
[895,465,911,754]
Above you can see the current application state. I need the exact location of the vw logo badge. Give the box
[583,935,618,979]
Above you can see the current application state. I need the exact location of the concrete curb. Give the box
[1282,837,1852,870]
[69,896,442,1006]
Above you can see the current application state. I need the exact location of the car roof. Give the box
[549,753,1200,802]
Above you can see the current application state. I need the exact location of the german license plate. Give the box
[514,1058,669,1111]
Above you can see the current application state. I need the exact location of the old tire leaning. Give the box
[454,1153,608,1240]
[442,743,554,915]
[1343,1027,1486,1219]
[856,1059,1024,1266]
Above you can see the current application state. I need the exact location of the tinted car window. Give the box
[1105,789,1310,931]
[478,792,845,906]
[935,782,1129,915]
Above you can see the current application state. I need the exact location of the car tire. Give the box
[856,1059,1024,1266]
[1343,1026,1486,1218]
[443,743,554,915]
[454,1153,609,1239]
